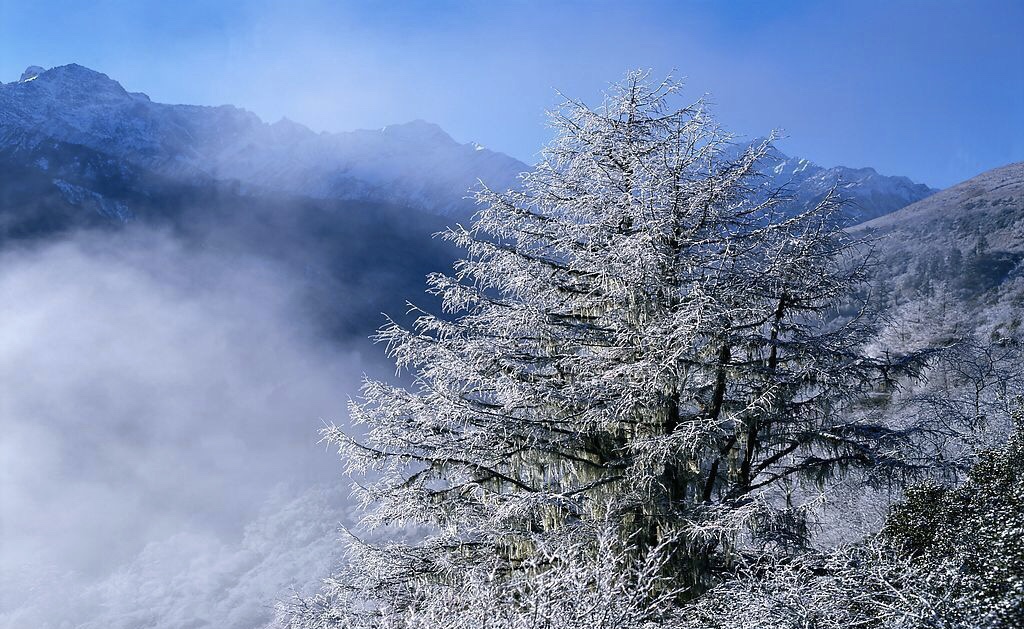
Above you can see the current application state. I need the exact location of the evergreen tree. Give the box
[882,400,1024,626]
[680,400,1024,629]
[288,72,930,627]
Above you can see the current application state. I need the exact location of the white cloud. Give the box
[0,229,369,628]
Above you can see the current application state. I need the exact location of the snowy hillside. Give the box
[854,161,1024,342]
[0,64,526,215]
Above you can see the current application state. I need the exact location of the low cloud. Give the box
[0,228,375,628]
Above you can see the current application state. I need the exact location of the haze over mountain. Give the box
[1,64,936,235]
[1,64,525,216]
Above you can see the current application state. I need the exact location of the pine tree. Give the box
[290,72,929,627]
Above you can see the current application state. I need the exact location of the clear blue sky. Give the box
[1,0,1022,188]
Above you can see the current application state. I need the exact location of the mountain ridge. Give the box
[0,64,525,215]
[730,137,938,222]
[2,64,937,221]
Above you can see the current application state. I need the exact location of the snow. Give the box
[19,65,45,82]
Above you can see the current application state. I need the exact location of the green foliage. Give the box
[882,404,1024,626]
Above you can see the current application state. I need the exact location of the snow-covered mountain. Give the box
[1,64,937,223]
[0,63,953,340]
[730,140,938,222]
[853,161,1024,343]
[0,64,525,215]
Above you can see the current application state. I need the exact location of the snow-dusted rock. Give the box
[19,65,45,82]
[730,139,937,222]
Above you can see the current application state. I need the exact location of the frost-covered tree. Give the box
[680,400,1024,629]
[676,544,949,629]
[894,339,1023,475]
[289,72,931,627]
[880,399,1024,626]
[284,523,690,629]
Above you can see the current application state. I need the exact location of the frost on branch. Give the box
[280,524,690,629]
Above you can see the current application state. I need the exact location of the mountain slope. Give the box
[854,162,1024,342]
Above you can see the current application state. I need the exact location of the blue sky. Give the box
[1,0,1022,188]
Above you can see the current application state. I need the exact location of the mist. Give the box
[0,227,379,628]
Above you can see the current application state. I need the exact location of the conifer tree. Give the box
[290,72,930,627]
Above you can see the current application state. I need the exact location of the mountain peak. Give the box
[19,65,45,82]
[8,63,130,96]
[381,119,455,145]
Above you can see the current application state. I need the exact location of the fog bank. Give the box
[0,229,373,628]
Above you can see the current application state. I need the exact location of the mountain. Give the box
[853,162,1024,343]
[1,65,938,226]
[0,63,949,341]
[0,76,470,339]
[0,64,525,215]
[731,139,938,223]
